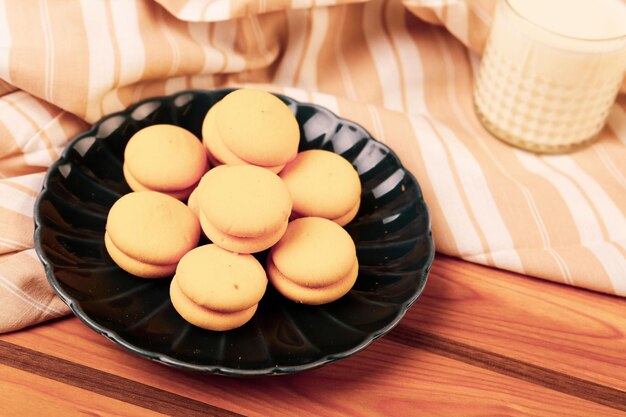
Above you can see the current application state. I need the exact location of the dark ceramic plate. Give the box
[34,89,434,376]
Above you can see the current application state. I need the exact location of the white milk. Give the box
[474,0,626,152]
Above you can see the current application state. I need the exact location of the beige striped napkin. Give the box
[1,0,624,333]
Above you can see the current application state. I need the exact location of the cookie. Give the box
[124,124,208,200]
[267,217,358,304]
[202,89,299,173]
[105,191,201,278]
[196,165,292,253]
[123,164,197,200]
[279,150,361,226]
[104,233,177,278]
[202,106,286,174]
[199,211,288,254]
[170,244,267,331]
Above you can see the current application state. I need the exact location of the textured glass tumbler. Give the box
[474,0,626,153]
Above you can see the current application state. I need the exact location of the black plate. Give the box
[34,89,434,376]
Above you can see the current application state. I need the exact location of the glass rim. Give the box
[504,0,626,43]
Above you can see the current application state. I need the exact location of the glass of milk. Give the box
[474,0,626,153]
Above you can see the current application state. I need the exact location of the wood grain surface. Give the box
[1,256,625,416]
[404,258,626,391]
[0,365,168,417]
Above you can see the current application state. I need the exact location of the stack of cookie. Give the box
[105,88,362,331]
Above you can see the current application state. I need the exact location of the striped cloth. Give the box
[0,0,624,333]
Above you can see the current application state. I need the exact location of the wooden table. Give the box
[1,255,625,416]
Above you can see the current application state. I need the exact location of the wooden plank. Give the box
[401,256,626,391]
[0,341,239,417]
[387,328,626,412]
[0,321,622,417]
[0,364,167,417]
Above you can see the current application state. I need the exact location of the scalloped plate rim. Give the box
[33,88,435,376]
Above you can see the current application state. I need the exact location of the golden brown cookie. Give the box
[123,164,198,200]
[267,217,358,304]
[202,89,299,173]
[198,211,288,254]
[267,257,358,305]
[124,124,208,200]
[195,165,292,253]
[202,105,286,174]
[279,150,361,226]
[105,191,201,278]
[104,233,177,278]
[170,244,267,331]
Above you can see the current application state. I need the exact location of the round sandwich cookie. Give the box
[196,165,292,253]
[279,150,361,226]
[124,124,208,200]
[202,88,299,173]
[202,105,287,173]
[105,191,201,278]
[267,217,358,305]
[170,244,268,331]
